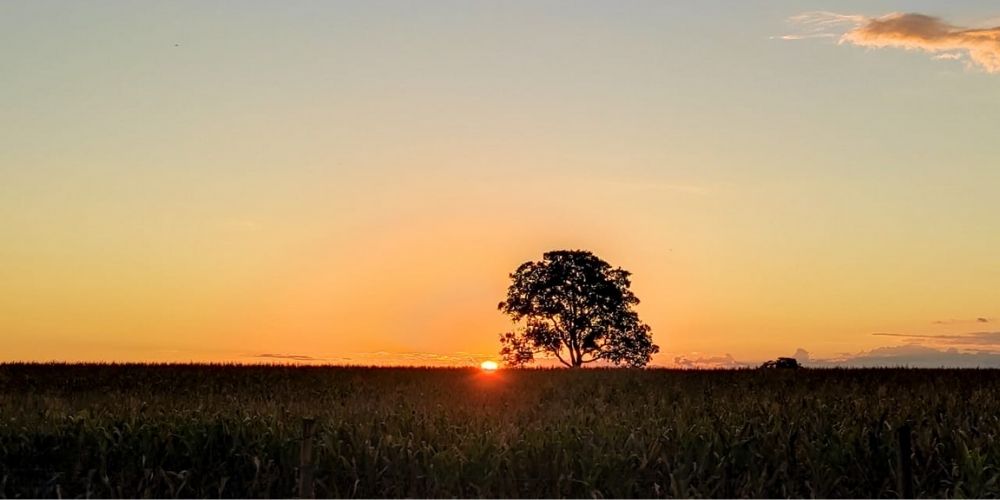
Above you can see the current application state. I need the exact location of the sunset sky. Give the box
[2,1,998,367]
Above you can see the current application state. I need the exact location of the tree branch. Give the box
[552,349,571,368]
[548,315,576,365]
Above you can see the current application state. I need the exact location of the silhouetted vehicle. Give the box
[760,357,800,369]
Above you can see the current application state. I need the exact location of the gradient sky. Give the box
[2,1,998,367]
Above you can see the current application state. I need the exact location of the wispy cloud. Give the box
[672,353,748,369]
[873,331,1000,347]
[253,353,325,362]
[790,329,1000,368]
[789,11,869,30]
[783,12,1000,73]
[250,351,496,366]
[666,344,1000,369]
[805,344,1000,368]
[932,317,993,325]
[772,33,838,41]
[932,53,963,61]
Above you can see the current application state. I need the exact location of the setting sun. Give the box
[480,360,499,371]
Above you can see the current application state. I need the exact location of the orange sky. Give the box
[2,2,999,367]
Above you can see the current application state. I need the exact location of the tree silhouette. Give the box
[498,250,659,368]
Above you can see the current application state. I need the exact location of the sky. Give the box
[2,1,998,367]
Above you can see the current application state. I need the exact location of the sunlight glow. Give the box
[480,360,499,371]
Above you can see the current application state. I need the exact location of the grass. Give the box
[2,363,1000,497]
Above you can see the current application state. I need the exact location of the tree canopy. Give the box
[498,250,659,368]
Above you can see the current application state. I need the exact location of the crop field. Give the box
[3,364,1000,498]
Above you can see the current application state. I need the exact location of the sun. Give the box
[480,360,499,372]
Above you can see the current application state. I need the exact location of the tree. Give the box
[498,250,659,368]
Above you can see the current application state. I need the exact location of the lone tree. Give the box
[498,250,659,368]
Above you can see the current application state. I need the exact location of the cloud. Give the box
[804,344,1000,368]
[662,344,1000,369]
[672,353,749,369]
[784,12,1000,73]
[792,348,811,362]
[771,34,838,41]
[250,351,498,367]
[932,317,993,325]
[253,353,324,361]
[793,330,1000,368]
[873,331,1000,347]
[789,11,868,30]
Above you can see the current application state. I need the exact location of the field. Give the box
[3,364,1000,498]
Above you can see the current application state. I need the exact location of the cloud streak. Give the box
[670,338,1000,369]
[792,330,1000,368]
[672,353,749,369]
[253,353,325,362]
[873,331,1000,347]
[249,351,497,366]
[932,317,992,325]
[804,344,1000,368]
[785,12,1000,73]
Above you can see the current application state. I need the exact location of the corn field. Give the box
[2,363,1000,498]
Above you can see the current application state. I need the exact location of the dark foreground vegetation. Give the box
[3,364,1000,498]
